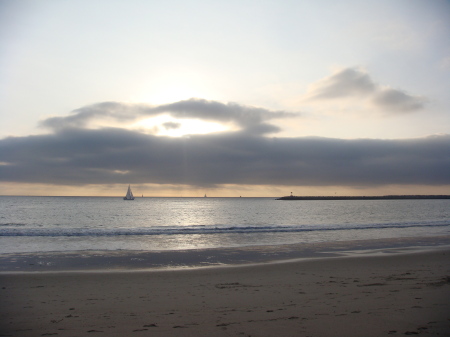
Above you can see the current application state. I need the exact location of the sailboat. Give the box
[123,185,135,200]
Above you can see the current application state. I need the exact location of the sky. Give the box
[1,0,449,197]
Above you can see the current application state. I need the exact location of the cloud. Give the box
[40,102,146,130]
[306,67,428,113]
[306,68,376,99]
[372,87,428,112]
[3,97,447,189]
[162,122,181,130]
[40,98,297,135]
[1,127,448,187]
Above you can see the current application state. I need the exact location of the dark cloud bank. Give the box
[1,99,449,188]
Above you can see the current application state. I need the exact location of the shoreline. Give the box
[1,235,450,273]
[1,247,449,336]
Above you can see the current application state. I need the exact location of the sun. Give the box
[134,115,230,137]
[128,79,230,136]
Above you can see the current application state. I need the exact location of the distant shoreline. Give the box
[277,195,450,200]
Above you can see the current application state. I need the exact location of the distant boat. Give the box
[204,194,207,198]
[123,185,135,200]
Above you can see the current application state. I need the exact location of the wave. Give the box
[0,222,449,237]
[0,223,27,227]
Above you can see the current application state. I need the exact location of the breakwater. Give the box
[277,195,450,200]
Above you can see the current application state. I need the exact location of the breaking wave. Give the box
[1,222,448,237]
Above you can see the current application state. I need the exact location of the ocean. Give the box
[1,196,449,255]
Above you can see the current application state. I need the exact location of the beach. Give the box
[1,246,449,337]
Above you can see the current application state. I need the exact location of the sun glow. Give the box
[134,115,230,137]
[129,72,218,105]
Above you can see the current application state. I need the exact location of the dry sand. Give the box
[1,249,449,337]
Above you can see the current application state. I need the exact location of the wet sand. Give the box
[2,235,450,272]
[1,246,449,336]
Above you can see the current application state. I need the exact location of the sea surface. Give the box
[1,196,450,254]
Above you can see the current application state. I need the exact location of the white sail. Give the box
[123,185,135,200]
